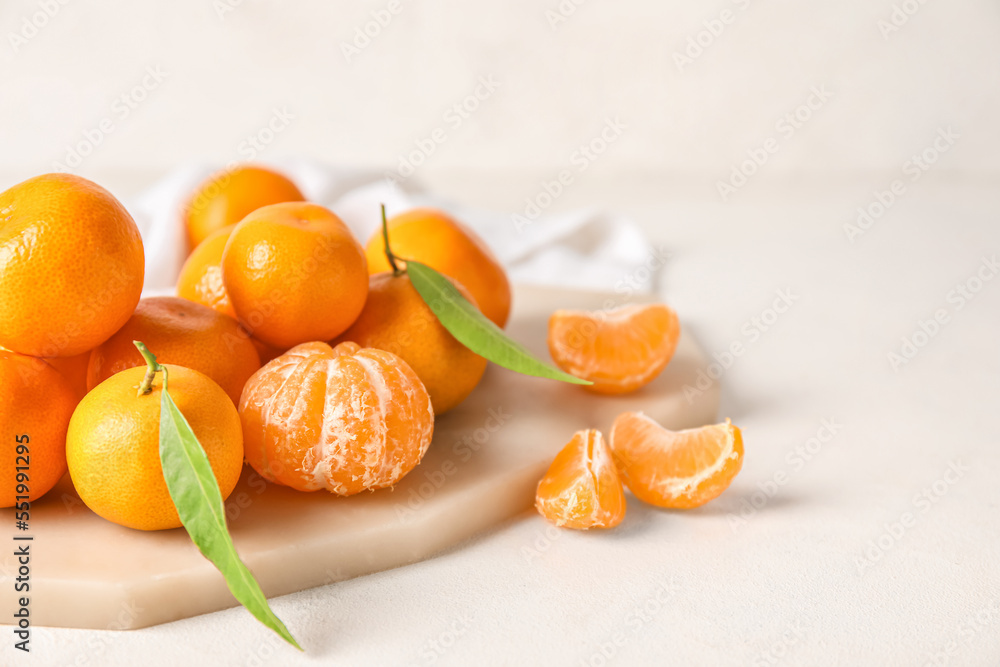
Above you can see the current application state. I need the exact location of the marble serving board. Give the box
[0,285,720,630]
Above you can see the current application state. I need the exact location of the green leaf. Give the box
[405,260,591,385]
[159,385,302,651]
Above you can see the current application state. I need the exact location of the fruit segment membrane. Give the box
[535,429,626,529]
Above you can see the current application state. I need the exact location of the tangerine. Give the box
[239,341,433,495]
[67,361,244,530]
[177,224,236,319]
[183,165,304,250]
[335,271,487,414]
[222,202,369,349]
[365,208,511,328]
[0,173,144,357]
[0,350,77,507]
[87,297,260,405]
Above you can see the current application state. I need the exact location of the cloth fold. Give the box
[128,161,659,297]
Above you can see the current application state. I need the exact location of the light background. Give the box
[1,0,998,183]
[1,2,999,666]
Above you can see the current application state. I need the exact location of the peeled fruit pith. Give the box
[610,412,743,509]
[239,341,434,495]
[535,429,626,529]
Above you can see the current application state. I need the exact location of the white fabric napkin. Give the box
[127,160,659,297]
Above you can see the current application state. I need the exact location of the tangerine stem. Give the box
[381,204,404,277]
[134,340,165,396]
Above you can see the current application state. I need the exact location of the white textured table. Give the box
[4,169,1000,666]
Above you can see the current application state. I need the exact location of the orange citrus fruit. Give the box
[177,224,236,318]
[67,363,244,530]
[183,164,304,250]
[0,350,78,507]
[239,341,434,495]
[335,271,487,414]
[548,303,680,394]
[0,173,144,357]
[250,338,286,366]
[610,412,743,509]
[365,208,512,328]
[222,202,369,349]
[87,297,260,405]
[45,351,91,400]
[535,429,625,529]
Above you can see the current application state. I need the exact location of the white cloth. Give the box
[128,161,658,296]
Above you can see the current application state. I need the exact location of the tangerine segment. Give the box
[239,341,434,495]
[548,303,680,395]
[535,429,626,529]
[610,412,743,509]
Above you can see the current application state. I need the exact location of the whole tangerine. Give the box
[365,208,512,328]
[66,360,244,531]
[183,165,304,250]
[335,271,487,414]
[0,349,78,507]
[222,202,369,349]
[87,297,260,405]
[177,224,237,319]
[0,173,144,357]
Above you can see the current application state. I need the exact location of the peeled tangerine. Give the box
[535,430,626,529]
[239,341,434,495]
[610,412,743,509]
[548,303,680,394]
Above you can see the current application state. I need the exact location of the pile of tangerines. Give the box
[0,165,742,534]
